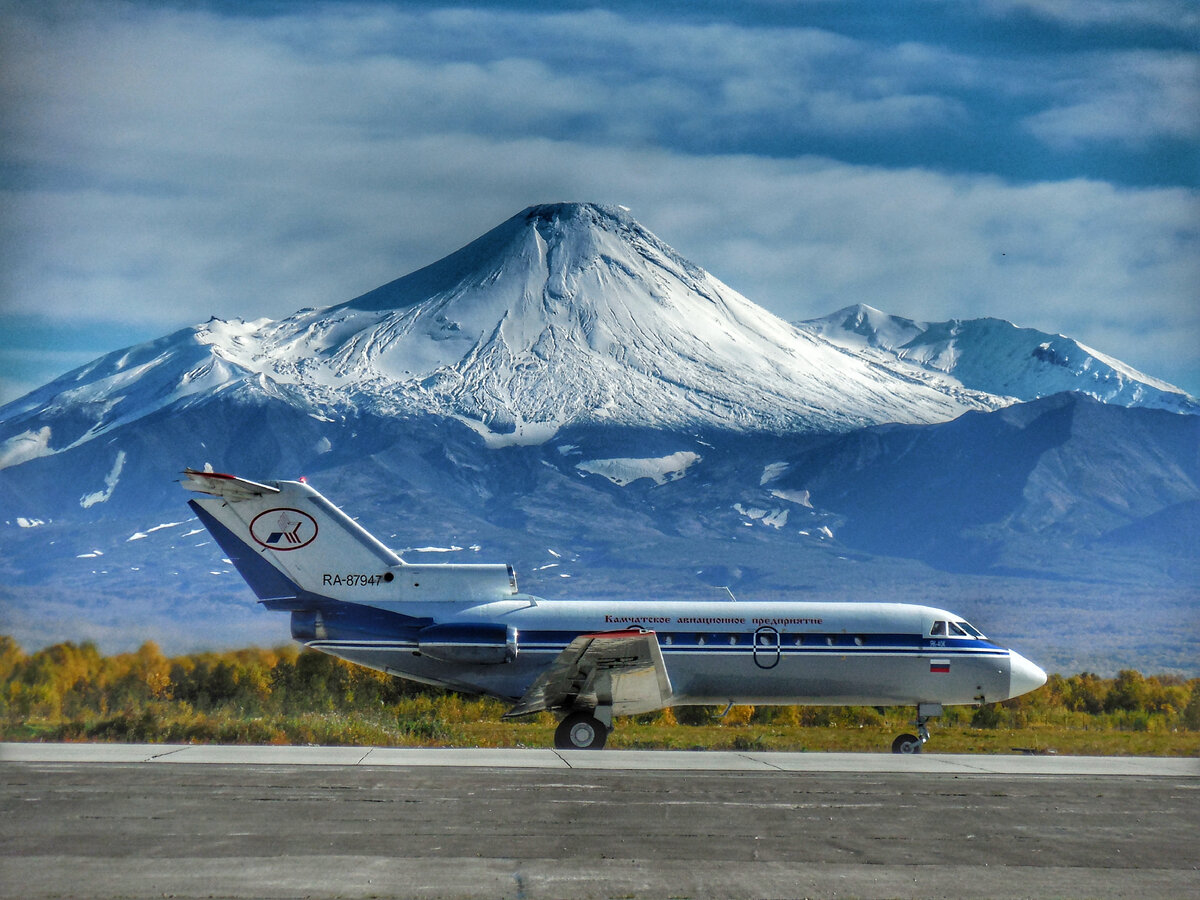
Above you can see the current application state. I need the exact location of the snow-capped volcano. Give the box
[799,304,1198,415]
[205,203,998,441]
[1,204,999,458]
[3,204,1196,468]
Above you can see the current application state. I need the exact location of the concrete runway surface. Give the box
[2,744,1198,900]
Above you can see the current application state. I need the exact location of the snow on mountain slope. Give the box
[216,204,993,441]
[0,204,995,461]
[5,205,1194,469]
[0,321,279,472]
[799,304,1199,415]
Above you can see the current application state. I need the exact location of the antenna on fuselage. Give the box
[720,586,737,602]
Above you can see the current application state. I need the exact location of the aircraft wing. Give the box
[504,629,673,718]
[182,468,280,503]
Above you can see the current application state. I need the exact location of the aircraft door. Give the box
[753,626,781,669]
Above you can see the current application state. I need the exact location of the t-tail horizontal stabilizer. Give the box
[182,468,280,502]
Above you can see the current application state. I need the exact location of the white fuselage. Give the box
[301,597,1038,708]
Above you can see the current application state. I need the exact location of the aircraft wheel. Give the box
[555,712,608,750]
[891,733,922,754]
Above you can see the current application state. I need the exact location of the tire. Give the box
[555,712,608,750]
[891,733,922,754]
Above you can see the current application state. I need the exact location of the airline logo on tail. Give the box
[250,508,318,550]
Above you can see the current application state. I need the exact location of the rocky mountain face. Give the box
[1,203,1196,674]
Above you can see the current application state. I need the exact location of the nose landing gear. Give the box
[891,703,942,754]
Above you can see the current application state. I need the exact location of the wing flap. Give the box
[505,629,672,718]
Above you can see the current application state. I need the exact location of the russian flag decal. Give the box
[930,659,951,674]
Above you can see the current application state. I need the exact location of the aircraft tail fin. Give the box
[187,498,305,602]
[183,469,516,605]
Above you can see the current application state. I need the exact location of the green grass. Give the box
[7,704,1198,756]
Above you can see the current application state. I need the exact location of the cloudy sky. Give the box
[1,0,1197,404]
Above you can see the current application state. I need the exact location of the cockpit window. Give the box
[949,622,969,637]
[930,621,947,636]
[957,620,985,638]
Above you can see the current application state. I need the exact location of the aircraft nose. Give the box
[1008,651,1047,699]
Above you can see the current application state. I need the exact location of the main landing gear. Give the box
[891,703,942,754]
[554,708,611,750]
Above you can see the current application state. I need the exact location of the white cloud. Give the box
[1024,51,1200,148]
[0,3,983,174]
[0,1,1196,400]
[982,0,1200,31]
[0,3,974,325]
[6,133,1195,390]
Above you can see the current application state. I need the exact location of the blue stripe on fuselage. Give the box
[301,611,1006,660]
[254,591,1005,661]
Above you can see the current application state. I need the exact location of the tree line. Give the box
[2,635,1198,745]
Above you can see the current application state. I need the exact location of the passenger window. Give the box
[930,621,947,636]
[696,635,705,646]
[949,622,969,637]
[728,635,737,645]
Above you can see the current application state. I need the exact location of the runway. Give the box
[3,745,1198,900]
[5,741,1198,774]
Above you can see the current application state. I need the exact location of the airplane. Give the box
[183,468,1048,752]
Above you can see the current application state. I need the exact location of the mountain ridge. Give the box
[799,303,1197,415]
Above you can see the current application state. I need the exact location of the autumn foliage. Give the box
[2,635,1198,752]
